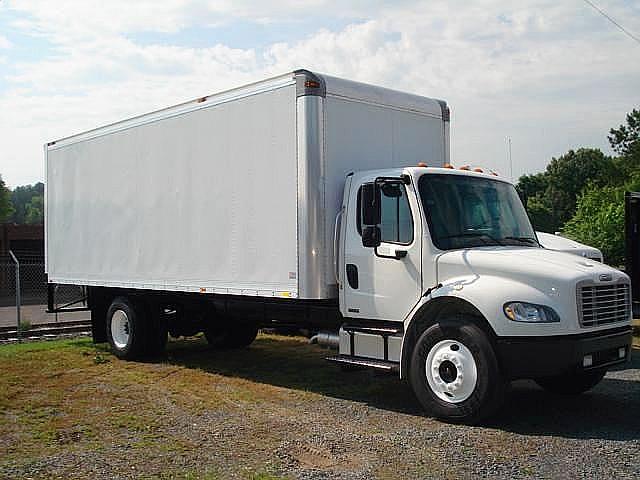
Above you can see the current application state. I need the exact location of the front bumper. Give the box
[496,326,632,380]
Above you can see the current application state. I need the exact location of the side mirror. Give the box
[362,225,381,248]
[361,182,381,226]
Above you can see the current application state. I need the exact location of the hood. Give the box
[436,246,626,287]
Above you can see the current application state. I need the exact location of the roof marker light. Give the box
[305,80,320,88]
[473,167,484,173]
[444,163,454,169]
[459,165,470,171]
[417,162,428,167]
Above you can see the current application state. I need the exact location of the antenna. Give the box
[507,137,513,182]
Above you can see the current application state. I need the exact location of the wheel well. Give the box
[400,296,497,378]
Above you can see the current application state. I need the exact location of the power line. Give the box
[582,0,640,45]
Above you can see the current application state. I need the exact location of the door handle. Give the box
[346,264,359,289]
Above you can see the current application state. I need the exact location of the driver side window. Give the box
[357,183,414,245]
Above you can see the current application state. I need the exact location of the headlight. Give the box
[503,302,560,323]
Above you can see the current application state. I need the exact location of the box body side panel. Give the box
[46,85,299,297]
[322,96,446,284]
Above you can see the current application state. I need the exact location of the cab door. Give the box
[341,176,422,321]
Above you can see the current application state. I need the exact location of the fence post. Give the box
[9,250,20,341]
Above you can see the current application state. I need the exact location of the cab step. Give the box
[326,354,399,373]
[342,322,403,336]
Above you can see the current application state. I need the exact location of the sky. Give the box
[0,0,639,188]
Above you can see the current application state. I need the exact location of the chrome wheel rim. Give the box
[111,309,130,350]
[425,339,478,403]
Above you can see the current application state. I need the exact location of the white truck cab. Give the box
[332,165,632,422]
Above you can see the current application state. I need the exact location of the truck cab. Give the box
[333,165,632,422]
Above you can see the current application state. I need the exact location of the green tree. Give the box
[545,148,619,226]
[24,195,44,224]
[10,182,44,224]
[525,194,555,232]
[609,108,640,156]
[563,175,640,266]
[608,108,640,174]
[516,172,548,208]
[517,148,620,233]
[0,174,14,222]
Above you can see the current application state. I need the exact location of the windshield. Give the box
[418,173,538,250]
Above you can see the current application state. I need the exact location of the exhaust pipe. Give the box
[309,331,339,348]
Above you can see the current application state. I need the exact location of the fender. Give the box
[398,274,571,378]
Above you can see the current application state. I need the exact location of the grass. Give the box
[0,334,403,479]
[18,319,31,332]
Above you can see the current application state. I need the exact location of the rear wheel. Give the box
[204,322,258,349]
[535,370,606,395]
[106,296,149,360]
[409,318,505,424]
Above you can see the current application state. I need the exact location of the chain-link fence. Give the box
[0,251,87,330]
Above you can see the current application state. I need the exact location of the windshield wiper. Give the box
[502,236,540,246]
[439,232,505,246]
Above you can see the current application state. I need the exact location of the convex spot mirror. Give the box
[362,225,381,248]
[381,183,402,198]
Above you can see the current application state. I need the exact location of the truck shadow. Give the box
[162,335,640,441]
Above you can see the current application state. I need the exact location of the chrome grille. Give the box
[577,281,631,328]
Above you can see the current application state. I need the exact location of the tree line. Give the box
[517,108,639,266]
[0,180,44,225]
[0,108,638,265]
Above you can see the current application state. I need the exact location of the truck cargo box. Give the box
[46,70,448,299]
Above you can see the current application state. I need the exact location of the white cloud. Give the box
[0,35,12,49]
[1,0,639,187]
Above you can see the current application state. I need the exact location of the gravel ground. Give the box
[0,334,638,479]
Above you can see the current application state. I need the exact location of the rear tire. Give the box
[409,318,506,424]
[106,296,149,360]
[204,322,258,349]
[535,370,606,395]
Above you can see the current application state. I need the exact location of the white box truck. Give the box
[45,70,632,423]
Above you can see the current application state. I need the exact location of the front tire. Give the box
[535,370,606,395]
[409,319,505,424]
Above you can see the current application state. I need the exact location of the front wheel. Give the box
[535,370,606,395]
[409,319,506,424]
